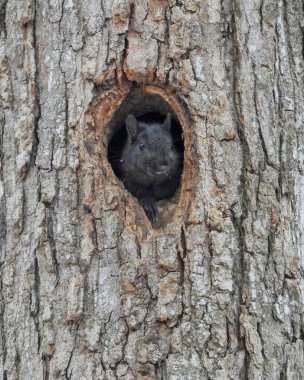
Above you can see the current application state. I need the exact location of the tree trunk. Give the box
[0,0,303,379]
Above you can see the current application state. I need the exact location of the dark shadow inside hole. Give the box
[107,91,184,223]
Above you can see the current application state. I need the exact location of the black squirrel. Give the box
[120,112,182,223]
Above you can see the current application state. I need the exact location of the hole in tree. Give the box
[107,89,184,226]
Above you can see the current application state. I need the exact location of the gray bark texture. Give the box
[0,0,303,379]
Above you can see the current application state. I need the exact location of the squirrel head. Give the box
[123,113,179,181]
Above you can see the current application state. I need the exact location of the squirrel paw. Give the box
[140,197,159,224]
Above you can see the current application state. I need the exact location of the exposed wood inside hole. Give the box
[89,84,193,231]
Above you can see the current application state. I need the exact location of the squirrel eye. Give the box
[139,143,145,151]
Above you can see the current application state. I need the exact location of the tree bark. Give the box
[0,0,303,379]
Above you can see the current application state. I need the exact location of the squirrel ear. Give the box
[163,112,171,131]
[126,114,138,141]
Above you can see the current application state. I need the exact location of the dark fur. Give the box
[121,113,181,222]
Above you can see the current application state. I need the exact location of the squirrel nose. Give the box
[159,160,169,172]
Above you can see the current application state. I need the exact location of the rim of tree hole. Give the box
[88,84,194,231]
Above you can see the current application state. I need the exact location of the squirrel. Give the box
[120,112,181,223]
